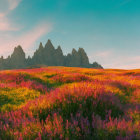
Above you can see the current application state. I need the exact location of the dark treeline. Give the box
[0,39,103,70]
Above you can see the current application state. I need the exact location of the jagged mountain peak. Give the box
[11,45,25,57]
[45,39,55,49]
[0,39,103,69]
[72,48,77,54]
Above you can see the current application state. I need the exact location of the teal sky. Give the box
[0,0,140,69]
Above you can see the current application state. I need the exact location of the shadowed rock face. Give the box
[10,46,26,68]
[91,62,103,69]
[0,39,103,70]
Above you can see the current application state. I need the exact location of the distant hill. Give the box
[0,39,103,70]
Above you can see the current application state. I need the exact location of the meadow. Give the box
[0,67,140,140]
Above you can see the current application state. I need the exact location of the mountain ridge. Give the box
[0,39,103,70]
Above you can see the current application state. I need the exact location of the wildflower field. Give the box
[0,67,140,140]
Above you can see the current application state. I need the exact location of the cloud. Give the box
[0,22,52,57]
[18,22,52,51]
[131,56,140,61]
[0,0,52,58]
[88,50,113,63]
[95,51,112,58]
[0,16,18,31]
[89,50,140,69]
[118,56,140,69]
[114,55,140,69]
[105,55,140,69]
[119,0,132,6]
[8,0,22,10]
[0,13,5,18]
[0,0,22,32]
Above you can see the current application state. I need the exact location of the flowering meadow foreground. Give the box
[0,67,140,140]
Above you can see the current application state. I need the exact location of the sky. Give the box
[0,0,140,69]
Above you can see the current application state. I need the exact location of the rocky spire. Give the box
[78,48,89,67]
[0,39,103,69]
[45,39,55,50]
[10,45,26,68]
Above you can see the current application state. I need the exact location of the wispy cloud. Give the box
[0,0,22,32]
[95,51,112,58]
[89,50,140,69]
[0,0,52,57]
[89,50,113,63]
[17,22,52,51]
[0,22,52,57]
[119,0,132,6]
[0,13,5,18]
[118,56,140,69]
[0,16,19,31]
[8,0,22,10]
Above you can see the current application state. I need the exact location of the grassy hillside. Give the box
[0,67,140,139]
